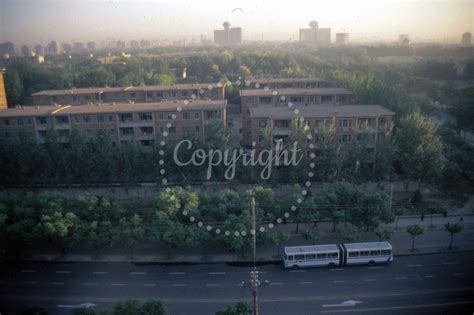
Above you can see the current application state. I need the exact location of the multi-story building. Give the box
[214,22,242,46]
[0,42,15,58]
[299,21,331,46]
[0,72,8,109]
[32,83,225,106]
[0,100,227,148]
[46,40,61,55]
[34,44,44,56]
[21,45,33,57]
[240,86,353,146]
[86,41,96,51]
[461,32,472,46]
[335,33,349,45]
[249,105,394,150]
[244,78,327,90]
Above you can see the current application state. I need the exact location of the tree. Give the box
[342,229,361,242]
[118,214,145,258]
[76,220,116,257]
[141,299,166,315]
[375,227,392,241]
[37,212,78,255]
[215,302,252,315]
[73,309,97,315]
[350,191,394,231]
[269,231,289,256]
[396,112,445,184]
[406,224,424,252]
[113,299,142,315]
[307,230,321,245]
[450,87,474,132]
[445,223,463,250]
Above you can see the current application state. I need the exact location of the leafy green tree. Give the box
[17,306,49,315]
[37,212,78,255]
[396,112,445,184]
[141,299,166,315]
[375,227,392,241]
[445,223,463,250]
[350,191,393,231]
[450,87,474,132]
[307,230,321,245]
[76,220,116,257]
[269,231,289,256]
[118,214,145,258]
[73,309,97,315]
[220,214,251,258]
[342,229,361,242]
[113,299,142,315]
[215,301,252,315]
[406,224,424,252]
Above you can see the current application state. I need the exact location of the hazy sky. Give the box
[0,0,473,45]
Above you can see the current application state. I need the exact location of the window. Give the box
[159,113,164,120]
[287,255,294,261]
[306,254,316,260]
[258,135,264,143]
[321,95,334,103]
[37,117,48,125]
[4,131,12,139]
[169,127,176,134]
[141,140,154,147]
[120,127,134,136]
[55,116,69,124]
[370,250,381,256]
[130,92,136,98]
[259,120,267,128]
[108,115,114,122]
[328,252,338,258]
[119,113,133,122]
[182,112,190,120]
[349,252,359,257]
[167,113,174,120]
[3,119,10,126]
[377,133,385,141]
[194,112,200,119]
[74,117,80,123]
[83,116,91,123]
[308,96,316,103]
[195,126,200,132]
[156,92,163,97]
[290,96,303,103]
[97,116,105,123]
[317,253,327,259]
[275,120,290,129]
[17,118,24,125]
[181,91,188,97]
[379,118,387,126]
[339,134,352,143]
[205,111,219,119]
[259,97,273,104]
[85,129,92,137]
[339,119,351,128]
[140,126,153,135]
[85,95,90,100]
[381,250,391,256]
[360,251,370,257]
[58,129,70,137]
[139,112,153,121]
[339,95,348,104]
[146,92,153,99]
[295,254,304,260]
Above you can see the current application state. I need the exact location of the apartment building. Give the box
[240,87,353,146]
[32,83,225,106]
[244,78,327,90]
[249,105,394,150]
[0,72,7,109]
[0,100,227,148]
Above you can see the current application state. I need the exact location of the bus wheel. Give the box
[328,262,336,268]
[369,260,375,266]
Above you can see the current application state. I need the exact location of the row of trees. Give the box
[0,183,395,259]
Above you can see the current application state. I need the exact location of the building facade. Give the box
[299,21,331,46]
[0,72,7,109]
[249,105,394,150]
[0,100,227,148]
[240,86,353,146]
[32,83,225,106]
[244,78,327,90]
[214,22,242,46]
[335,33,349,45]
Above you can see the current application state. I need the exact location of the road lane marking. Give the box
[56,271,72,274]
[269,282,283,286]
[172,284,187,287]
[364,279,376,282]
[290,270,306,273]
[368,267,384,270]
[111,283,125,286]
[300,281,313,285]
[82,283,96,286]
[209,272,226,275]
[169,272,186,275]
[53,282,64,285]
[144,284,156,287]
[453,273,464,276]
[406,264,421,267]
[21,270,36,273]
[424,275,435,278]
[442,262,458,265]
[92,272,109,275]
[331,268,345,271]
[205,284,219,287]
[130,272,146,275]
[333,280,345,283]
[23,281,36,285]
[395,277,407,280]
[320,300,474,313]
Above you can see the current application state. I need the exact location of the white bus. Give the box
[283,242,393,269]
[341,242,393,266]
[283,244,340,269]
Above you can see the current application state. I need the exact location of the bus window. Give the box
[306,254,316,260]
[370,250,381,256]
[288,255,294,261]
[349,252,359,257]
[360,251,370,257]
[317,253,327,259]
[381,250,391,255]
[295,254,305,260]
[328,252,338,258]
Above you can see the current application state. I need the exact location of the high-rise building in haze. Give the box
[130,40,140,49]
[299,21,331,46]
[34,44,44,56]
[21,45,33,57]
[73,42,85,54]
[86,41,96,51]
[116,40,126,50]
[214,22,242,46]
[461,32,472,45]
[0,42,15,58]
[398,34,410,45]
[335,33,349,45]
[46,40,61,55]
[140,40,150,49]
[62,43,72,54]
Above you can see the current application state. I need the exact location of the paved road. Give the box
[1,252,473,314]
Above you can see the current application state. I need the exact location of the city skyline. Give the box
[1,0,473,46]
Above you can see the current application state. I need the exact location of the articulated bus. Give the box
[283,242,393,269]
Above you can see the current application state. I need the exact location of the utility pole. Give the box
[251,197,257,264]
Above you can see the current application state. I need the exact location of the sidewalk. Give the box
[2,214,473,264]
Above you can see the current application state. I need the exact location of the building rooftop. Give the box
[31,83,222,96]
[240,88,352,97]
[0,100,226,117]
[249,104,394,119]
[247,77,326,84]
